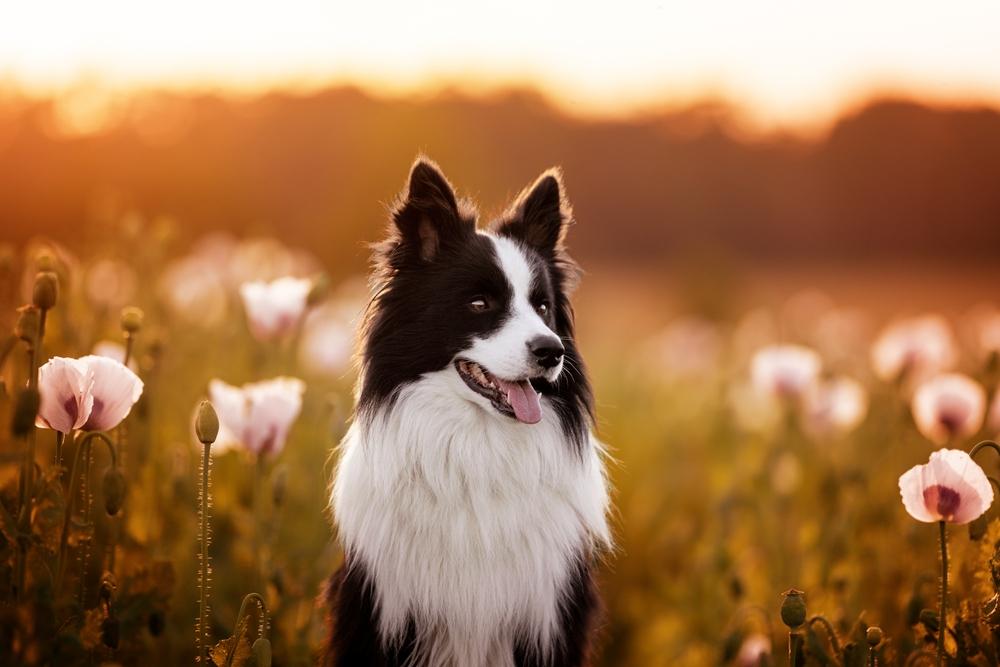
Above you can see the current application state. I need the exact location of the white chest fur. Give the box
[332,369,610,667]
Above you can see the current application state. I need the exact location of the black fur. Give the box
[357,158,593,452]
[324,157,602,666]
[321,558,600,667]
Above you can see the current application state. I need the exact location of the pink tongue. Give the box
[496,378,542,424]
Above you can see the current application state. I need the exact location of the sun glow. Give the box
[2,0,1000,128]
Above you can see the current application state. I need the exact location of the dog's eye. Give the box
[469,298,490,313]
[535,301,549,316]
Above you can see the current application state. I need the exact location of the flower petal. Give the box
[79,355,144,431]
[209,379,250,446]
[36,357,94,433]
[899,464,936,522]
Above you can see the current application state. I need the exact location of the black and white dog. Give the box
[323,158,611,667]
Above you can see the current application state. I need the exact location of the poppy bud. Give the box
[14,305,40,343]
[780,589,807,628]
[102,468,127,516]
[11,387,40,438]
[32,271,59,311]
[101,615,120,649]
[866,626,883,646]
[121,306,144,334]
[252,637,272,667]
[195,400,219,445]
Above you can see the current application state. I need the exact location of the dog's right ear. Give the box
[390,158,471,262]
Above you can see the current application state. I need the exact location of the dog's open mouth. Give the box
[455,359,543,424]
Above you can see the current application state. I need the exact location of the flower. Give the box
[871,315,956,384]
[911,374,986,445]
[643,316,722,381]
[899,449,993,524]
[736,633,772,667]
[298,303,355,377]
[208,377,305,457]
[36,355,143,433]
[802,376,868,438]
[239,277,312,341]
[750,344,821,400]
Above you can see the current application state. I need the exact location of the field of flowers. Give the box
[2,222,1000,666]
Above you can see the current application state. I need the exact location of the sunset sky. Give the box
[2,0,999,128]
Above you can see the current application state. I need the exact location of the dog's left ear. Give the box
[498,168,571,257]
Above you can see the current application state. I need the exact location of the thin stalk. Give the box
[55,432,116,592]
[55,432,65,469]
[938,520,948,667]
[197,441,212,663]
[15,312,45,600]
[253,454,264,593]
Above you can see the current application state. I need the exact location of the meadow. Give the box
[1,220,1000,667]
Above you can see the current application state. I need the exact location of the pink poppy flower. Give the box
[912,374,986,445]
[802,376,868,438]
[36,357,95,433]
[871,315,956,384]
[78,355,144,431]
[35,355,143,433]
[899,449,993,524]
[209,377,305,458]
[736,633,771,667]
[239,277,311,341]
[750,344,821,400]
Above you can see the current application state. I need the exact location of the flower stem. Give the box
[938,520,948,667]
[56,432,116,593]
[197,440,212,663]
[253,454,264,593]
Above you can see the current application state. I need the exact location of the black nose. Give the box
[528,336,564,369]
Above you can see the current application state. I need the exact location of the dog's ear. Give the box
[391,157,471,262]
[497,168,571,257]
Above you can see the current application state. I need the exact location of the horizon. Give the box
[4,0,1000,132]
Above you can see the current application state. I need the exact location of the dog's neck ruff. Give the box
[333,369,610,667]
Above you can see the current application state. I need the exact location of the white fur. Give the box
[331,235,610,666]
[463,236,563,384]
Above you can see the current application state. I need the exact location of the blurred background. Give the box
[3,1,1000,665]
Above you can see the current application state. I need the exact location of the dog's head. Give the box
[357,157,592,439]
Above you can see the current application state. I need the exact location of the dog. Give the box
[322,157,611,667]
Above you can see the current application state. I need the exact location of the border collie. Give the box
[323,157,611,667]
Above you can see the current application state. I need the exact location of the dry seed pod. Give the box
[781,589,807,628]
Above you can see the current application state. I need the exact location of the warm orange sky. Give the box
[3,1,999,128]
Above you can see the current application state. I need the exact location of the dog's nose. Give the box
[528,335,564,369]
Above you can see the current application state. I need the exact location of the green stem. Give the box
[938,520,948,667]
[55,432,116,592]
[253,454,264,593]
[15,312,45,600]
[971,440,1000,461]
[807,615,843,656]
[198,441,211,664]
